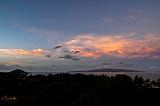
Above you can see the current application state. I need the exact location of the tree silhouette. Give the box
[0,69,160,105]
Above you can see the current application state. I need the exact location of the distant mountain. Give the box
[9,69,28,75]
[70,68,142,72]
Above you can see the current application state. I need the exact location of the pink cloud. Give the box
[64,33,160,59]
[0,48,50,57]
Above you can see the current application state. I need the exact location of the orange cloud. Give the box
[0,48,50,57]
[64,33,160,59]
[80,50,101,58]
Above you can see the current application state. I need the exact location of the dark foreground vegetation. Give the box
[0,69,160,105]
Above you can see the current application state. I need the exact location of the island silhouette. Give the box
[70,68,142,72]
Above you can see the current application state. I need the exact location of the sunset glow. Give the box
[0,49,50,57]
[0,0,160,71]
[64,33,160,59]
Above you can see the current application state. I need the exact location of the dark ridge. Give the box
[70,68,143,72]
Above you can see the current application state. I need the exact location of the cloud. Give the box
[59,55,80,61]
[59,55,74,60]
[0,48,50,57]
[63,33,160,59]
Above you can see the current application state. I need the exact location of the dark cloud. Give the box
[71,50,81,54]
[53,45,63,49]
[59,55,80,61]
[64,50,69,52]
[46,54,51,58]
[60,55,74,59]
[72,58,80,61]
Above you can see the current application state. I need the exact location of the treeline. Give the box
[0,69,160,105]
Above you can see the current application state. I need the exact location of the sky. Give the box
[0,0,160,72]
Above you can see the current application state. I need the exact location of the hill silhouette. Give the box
[70,68,142,72]
[9,69,28,75]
